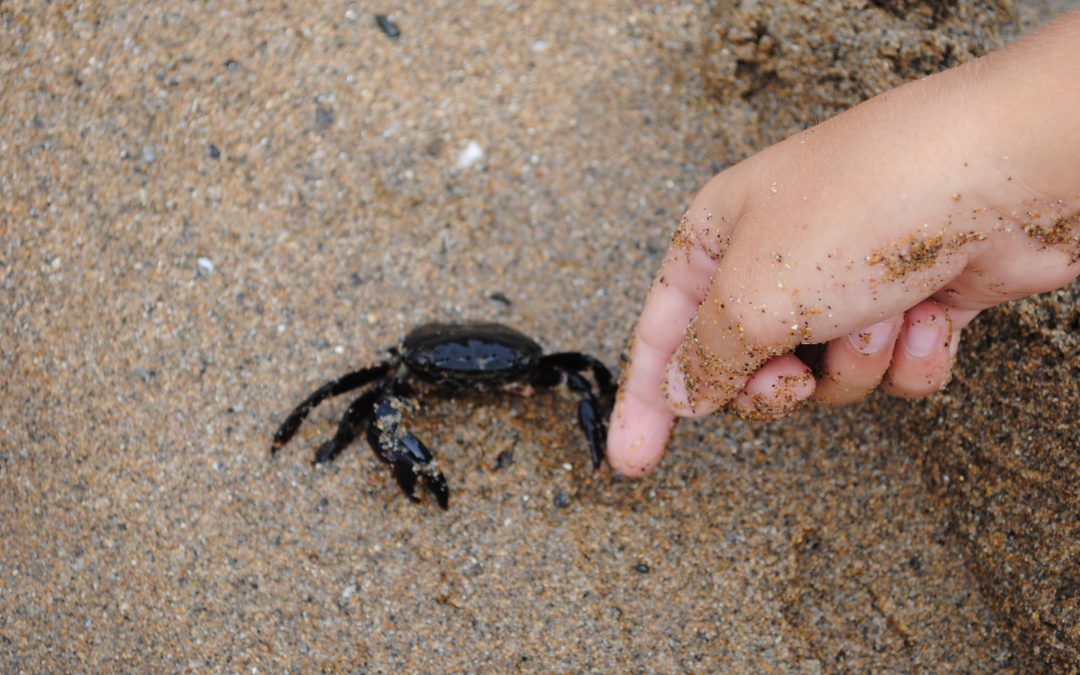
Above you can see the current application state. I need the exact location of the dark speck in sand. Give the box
[375,15,401,39]
[493,449,514,471]
[208,143,221,159]
[425,137,445,157]
[316,497,329,513]
[315,99,334,130]
[489,291,512,306]
[553,492,570,508]
[634,562,651,574]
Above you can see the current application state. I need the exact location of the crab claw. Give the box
[399,433,449,509]
[422,468,450,510]
[577,398,607,470]
[383,431,450,509]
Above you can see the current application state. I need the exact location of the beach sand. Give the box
[2,1,1076,670]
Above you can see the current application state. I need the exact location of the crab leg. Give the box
[534,354,614,470]
[364,388,450,509]
[540,352,617,400]
[270,363,391,453]
[566,371,608,470]
[313,387,381,464]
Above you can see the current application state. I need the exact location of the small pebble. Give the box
[315,99,334,130]
[493,449,514,470]
[197,257,214,274]
[455,141,484,170]
[133,367,157,382]
[425,137,445,157]
[375,14,400,39]
[634,562,650,574]
[553,492,570,508]
[208,143,221,159]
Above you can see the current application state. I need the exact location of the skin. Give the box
[607,8,1080,477]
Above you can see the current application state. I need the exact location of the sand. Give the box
[1,0,1076,671]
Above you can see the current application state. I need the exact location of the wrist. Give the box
[964,8,1080,205]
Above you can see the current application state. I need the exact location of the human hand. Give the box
[606,9,1080,477]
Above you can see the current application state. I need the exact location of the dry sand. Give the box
[1,1,1076,671]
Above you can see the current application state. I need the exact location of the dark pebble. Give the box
[425,137,445,157]
[208,143,221,159]
[489,291,512,306]
[375,14,401,39]
[634,562,650,574]
[134,367,157,381]
[553,492,570,508]
[493,449,514,470]
[316,497,329,513]
[315,99,334,130]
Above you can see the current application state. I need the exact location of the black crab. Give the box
[270,322,617,509]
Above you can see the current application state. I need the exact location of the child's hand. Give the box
[606,8,1080,477]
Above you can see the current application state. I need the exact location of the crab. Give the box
[270,322,617,509]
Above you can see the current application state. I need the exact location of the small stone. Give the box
[315,99,334,130]
[455,141,484,170]
[553,492,570,508]
[425,137,445,157]
[375,14,401,39]
[634,562,650,574]
[208,143,221,159]
[133,367,157,382]
[197,257,214,274]
[493,449,514,470]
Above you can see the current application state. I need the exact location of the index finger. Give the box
[606,192,738,476]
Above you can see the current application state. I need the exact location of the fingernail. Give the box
[663,357,692,414]
[848,320,894,355]
[904,318,942,358]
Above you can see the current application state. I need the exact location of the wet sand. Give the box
[2,1,1076,671]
